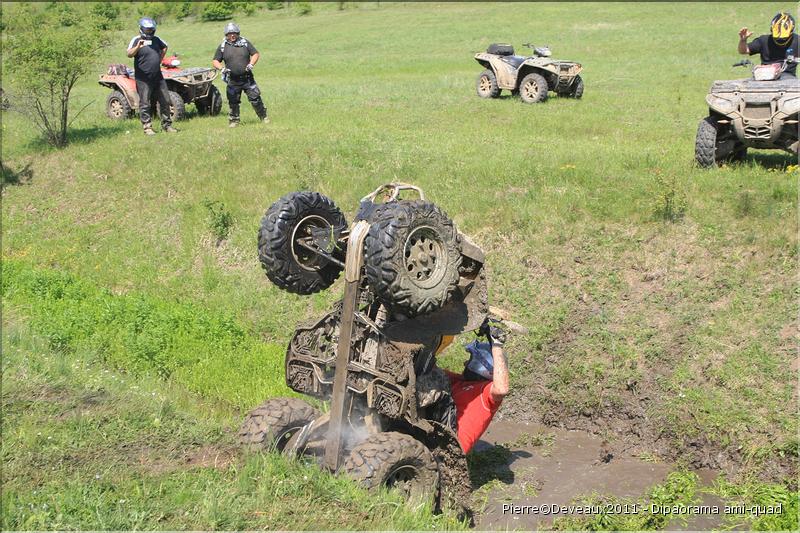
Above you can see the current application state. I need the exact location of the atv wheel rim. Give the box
[109,99,124,118]
[523,79,539,99]
[403,226,446,289]
[479,76,492,94]
[386,465,420,498]
[291,215,331,271]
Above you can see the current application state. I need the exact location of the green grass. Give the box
[1,312,463,530]
[2,1,798,529]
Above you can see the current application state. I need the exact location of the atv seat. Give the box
[500,55,526,70]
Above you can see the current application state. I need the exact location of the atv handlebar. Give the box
[361,183,426,203]
[732,59,753,67]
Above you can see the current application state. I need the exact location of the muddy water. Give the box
[472,420,723,530]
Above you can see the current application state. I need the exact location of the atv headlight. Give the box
[706,94,736,113]
[170,59,181,67]
[781,96,800,116]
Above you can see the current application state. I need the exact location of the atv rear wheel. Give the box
[258,191,347,295]
[156,90,186,122]
[343,432,439,503]
[476,70,501,99]
[239,397,321,452]
[364,201,461,317]
[106,91,133,120]
[196,85,222,116]
[559,75,584,99]
[519,72,548,103]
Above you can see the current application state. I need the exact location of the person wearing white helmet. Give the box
[212,22,269,127]
[739,12,799,77]
[126,17,178,135]
[417,319,510,454]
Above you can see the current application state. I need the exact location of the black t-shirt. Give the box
[213,38,259,78]
[128,35,168,81]
[748,33,799,75]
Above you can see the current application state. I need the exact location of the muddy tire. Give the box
[196,85,222,116]
[258,191,347,295]
[106,90,133,120]
[364,201,461,317]
[695,117,721,168]
[343,432,439,503]
[476,69,501,99]
[239,397,321,452]
[519,72,548,103]
[156,90,186,122]
[560,75,584,98]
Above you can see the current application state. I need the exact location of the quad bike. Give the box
[474,42,583,103]
[695,56,800,167]
[240,183,493,515]
[98,54,222,122]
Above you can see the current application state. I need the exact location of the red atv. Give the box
[98,55,222,121]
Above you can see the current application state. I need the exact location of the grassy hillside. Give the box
[2,1,797,529]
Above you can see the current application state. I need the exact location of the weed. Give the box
[203,200,234,244]
[651,174,687,223]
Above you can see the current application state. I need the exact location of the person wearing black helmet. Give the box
[212,22,269,127]
[739,12,799,77]
[126,17,177,135]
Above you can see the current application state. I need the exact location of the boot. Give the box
[163,125,178,133]
[228,120,239,128]
[261,116,271,124]
[143,123,156,136]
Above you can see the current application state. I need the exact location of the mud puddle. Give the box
[471,420,723,530]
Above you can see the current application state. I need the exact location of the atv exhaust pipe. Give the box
[323,220,371,472]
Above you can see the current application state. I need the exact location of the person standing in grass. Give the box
[212,23,269,127]
[739,12,798,77]
[126,17,178,136]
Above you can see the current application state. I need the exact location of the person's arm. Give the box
[249,51,260,68]
[212,59,224,69]
[738,27,753,55]
[489,344,509,403]
[127,37,144,58]
[159,38,168,61]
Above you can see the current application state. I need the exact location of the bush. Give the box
[203,200,234,243]
[91,2,122,30]
[137,2,171,23]
[651,174,687,223]
[4,9,115,147]
[295,2,312,15]
[202,1,235,21]
[266,1,284,10]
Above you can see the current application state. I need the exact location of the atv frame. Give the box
[242,183,491,514]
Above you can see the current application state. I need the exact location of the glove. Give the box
[246,63,254,72]
[479,318,507,347]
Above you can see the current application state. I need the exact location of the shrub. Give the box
[295,2,312,15]
[266,1,284,10]
[91,2,121,29]
[651,174,687,223]
[202,1,235,21]
[203,200,234,243]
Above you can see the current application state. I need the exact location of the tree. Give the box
[4,9,115,147]
[201,2,235,21]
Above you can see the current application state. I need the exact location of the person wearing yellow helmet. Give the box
[738,12,798,76]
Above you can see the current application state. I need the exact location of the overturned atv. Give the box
[474,42,583,103]
[241,184,489,515]
[695,57,800,167]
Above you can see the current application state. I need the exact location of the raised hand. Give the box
[739,27,753,40]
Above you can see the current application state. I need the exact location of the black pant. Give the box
[136,78,172,127]
[226,75,267,121]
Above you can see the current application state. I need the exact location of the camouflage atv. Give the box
[474,42,583,103]
[696,57,800,167]
[240,183,494,516]
[98,56,222,122]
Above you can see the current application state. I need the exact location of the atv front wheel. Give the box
[258,191,347,295]
[343,432,439,503]
[156,90,186,122]
[476,69,501,99]
[696,117,742,168]
[559,75,584,99]
[519,73,548,103]
[106,91,133,120]
[239,397,321,452]
[196,85,222,116]
[364,201,461,317]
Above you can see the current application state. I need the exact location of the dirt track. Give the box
[471,420,723,530]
